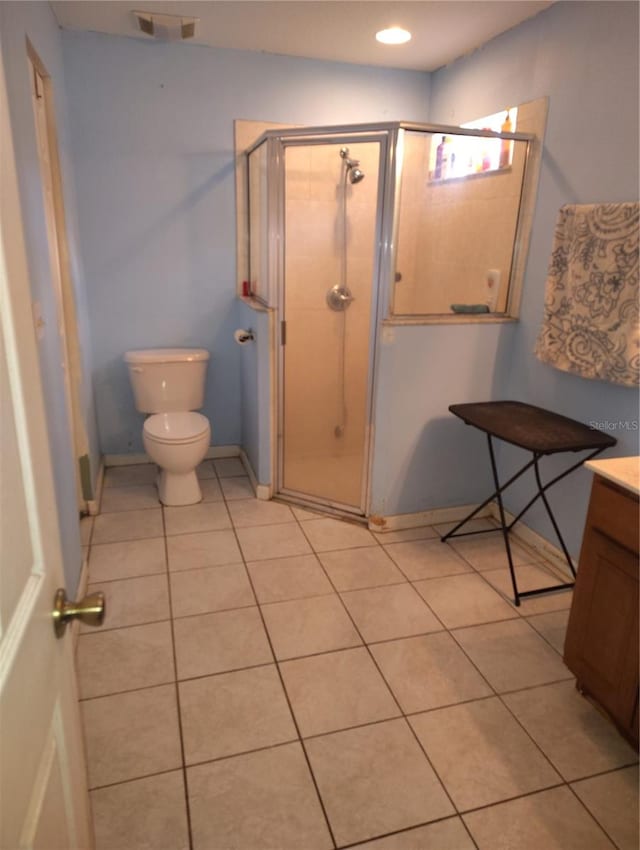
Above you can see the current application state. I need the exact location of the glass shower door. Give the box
[279,137,383,512]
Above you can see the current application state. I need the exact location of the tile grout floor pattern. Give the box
[78,461,639,850]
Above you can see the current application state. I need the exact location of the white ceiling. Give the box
[50,1,553,72]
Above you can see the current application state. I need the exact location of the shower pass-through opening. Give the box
[245,120,533,519]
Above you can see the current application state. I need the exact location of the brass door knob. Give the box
[53,588,106,638]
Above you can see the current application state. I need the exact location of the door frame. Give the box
[273,130,391,517]
[27,40,92,514]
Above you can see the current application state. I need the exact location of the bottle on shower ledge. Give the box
[434,136,445,179]
[500,109,512,169]
[440,136,452,179]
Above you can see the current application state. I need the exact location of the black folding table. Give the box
[441,401,617,606]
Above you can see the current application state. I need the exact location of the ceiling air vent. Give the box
[133,11,198,41]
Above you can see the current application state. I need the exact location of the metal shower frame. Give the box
[244,120,535,518]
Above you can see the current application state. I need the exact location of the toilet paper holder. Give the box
[234,328,255,344]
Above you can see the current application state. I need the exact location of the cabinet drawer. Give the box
[587,475,639,555]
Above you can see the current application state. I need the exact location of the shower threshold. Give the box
[274,492,369,526]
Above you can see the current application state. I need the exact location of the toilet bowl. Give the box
[125,348,211,507]
[143,412,210,506]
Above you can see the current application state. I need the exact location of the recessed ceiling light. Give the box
[376,27,412,45]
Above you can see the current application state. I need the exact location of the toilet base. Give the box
[158,468,202,506]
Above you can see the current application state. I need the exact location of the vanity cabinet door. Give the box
[565,525,639,744]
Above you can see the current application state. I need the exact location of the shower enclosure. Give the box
[245,121,533,517]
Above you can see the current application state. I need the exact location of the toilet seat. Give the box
[144,412,210,445]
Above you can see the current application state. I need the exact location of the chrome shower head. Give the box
[339,146,365,183]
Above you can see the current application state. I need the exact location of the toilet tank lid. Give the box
[124,348,209,364]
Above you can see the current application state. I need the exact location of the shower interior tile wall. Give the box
[394,129,524,316]
[78,461,638,850]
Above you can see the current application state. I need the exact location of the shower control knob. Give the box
[326,284,355,311]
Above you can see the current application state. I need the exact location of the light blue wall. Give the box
[60,31,430,456]
[1,1,99,593]
[423,0,639,553]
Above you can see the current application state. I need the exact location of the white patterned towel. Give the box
[535,202,639,387]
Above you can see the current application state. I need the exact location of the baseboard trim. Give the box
[103,452,149,466]
[368,503,492,532]
[205,445,241,460]
[239,449,257,496]
[103,446,241,467]
[239,449,272,500]
[369,501,573,572]
[86,458,105,516]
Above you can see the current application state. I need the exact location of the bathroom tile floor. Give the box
[78,461,639,850]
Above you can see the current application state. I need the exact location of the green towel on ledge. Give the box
[451,304,490,314]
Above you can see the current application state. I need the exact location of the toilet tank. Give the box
[125,348,209,413]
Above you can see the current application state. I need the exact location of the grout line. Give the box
[77,668,579,710]
[520,615,568,657]
[266,640,367,665]
[458,815,490,850]
[564,775,636,850]
[85,568,168,584]
[334,815,478,850]
[223,492,339,850]
[91,532,165,546]
[183,737,304,772]
[569,761,640,784]
[89,765,187,794]
[165,524,234,539]
[175,660,275,683]
[170,601,260,622]
[251,587,348,606]
[160,504,195,850]
[167,557,246,572]
[294,515,463,822]
[491,673,575,697]
[298,711,407,742]
[79,676,180,703]
[78,613,171,635]
[455,780,568,816]
[324,576,410,592]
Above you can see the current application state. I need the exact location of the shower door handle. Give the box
[326,284,355,311]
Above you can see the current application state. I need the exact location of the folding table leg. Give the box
[533,455,577,578]
[441,456,536,542]
[486,434,522,606]
[440,430,606,606]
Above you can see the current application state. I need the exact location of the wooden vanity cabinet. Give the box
[564,474,639,748]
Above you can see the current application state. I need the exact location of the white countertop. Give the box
[585,456,640,496]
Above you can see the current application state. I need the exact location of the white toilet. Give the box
[125,348,211,506]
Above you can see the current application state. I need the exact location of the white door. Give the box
[0,46,93,850]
